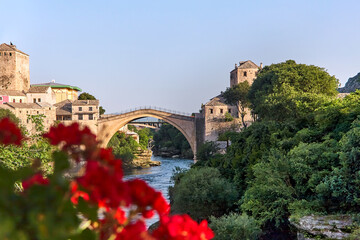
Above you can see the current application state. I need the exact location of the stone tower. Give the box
[0,43,30,91]
[230,60,261,87]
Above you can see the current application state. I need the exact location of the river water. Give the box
[124,156,194,226]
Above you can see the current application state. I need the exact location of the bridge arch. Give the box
[97,108,197,156]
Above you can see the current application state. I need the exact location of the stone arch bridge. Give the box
[97,107,204,157]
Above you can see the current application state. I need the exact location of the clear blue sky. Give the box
[1,0,359,113]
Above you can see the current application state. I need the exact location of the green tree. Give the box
[248,60,339,122]
[209,213,261,240]
[241,150,294,228]
[153,124,193,159]
[172,167,238,221]
[196,141,219,162]
[222,81,251,128]
[78,92,106,115]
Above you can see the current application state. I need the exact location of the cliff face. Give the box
[338,72,360,93]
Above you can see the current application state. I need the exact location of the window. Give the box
[37,111,39,114]
[228,109,231,113]
[4,53,6,56]
[89,114,93,120]
[20,99,22,103]
[79,107,82,111]
[0,97,2,101]
[0,53,1,56]
[243,71,247,77]
[220,109,223,114]
[38,98,41,102]
[9,53,12,56]
[13,99,15,103]
[89,107,93,111]
[78,114,83,120]
[33,98,36,103]
[210,109,213,114]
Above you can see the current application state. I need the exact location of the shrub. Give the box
[209,213,261,240]
[172,167,238,221]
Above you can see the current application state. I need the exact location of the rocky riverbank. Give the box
[290,215,359,239]
[123,148,161,169]
[153,146,193,159]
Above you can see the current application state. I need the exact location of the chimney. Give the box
[260,63,263,69]
[235,63,238,68]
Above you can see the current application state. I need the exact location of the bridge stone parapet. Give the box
[97,107,202,157]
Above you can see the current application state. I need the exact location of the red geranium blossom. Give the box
[0,117,23,146]
[152,214,214,240]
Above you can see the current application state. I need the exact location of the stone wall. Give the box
[230,67,258,87]
[0,50,29,91]
[27,90,56,105]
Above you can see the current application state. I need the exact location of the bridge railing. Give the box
[110,106,193,117]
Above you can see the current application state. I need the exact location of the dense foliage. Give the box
[107,126,153,164]
[0,111,54,174]
[248,60,339,122]
[209,213,261,240]
[0,119,214,239]
[222,80,251,127]
[171,60,360,238]
[153,124,193,159]
[171,167,238,221]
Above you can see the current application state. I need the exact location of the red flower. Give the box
[115,220,150,240]
[70,181,90,205]
[114,207,127,225]
[0,117,23,146]
[43,123,97,161]
[127,179,170,216]
[152,214,214,240]
[22,173,49,190]
[77,160,130,209]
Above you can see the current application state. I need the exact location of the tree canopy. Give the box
[248,60,339,122]
[222,81,251,127]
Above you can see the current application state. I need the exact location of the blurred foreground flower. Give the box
[0,120,215,240]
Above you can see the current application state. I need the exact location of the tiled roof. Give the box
[31,82,82,92]
[232,60,259,71]
[5,103,42,109]
[238,60,259,69]
[54,100,72,115]
[0,43,29,56]
[0,89,26,96]
[73,100,99,106]
[37,102,54,108]
[205,95,229,107]
[27,86,51,93]
[56,108,72,115]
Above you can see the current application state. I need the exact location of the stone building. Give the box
[27,86,56,105]
[0,89,26,104]
[201,95,240,142]
[31,81,81,103]
[201,60,261,143]
[0,42,100,136]
[230,60,261,87]
[0,43,30,92]
[0,102,56,134]
[55,99,100,134]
